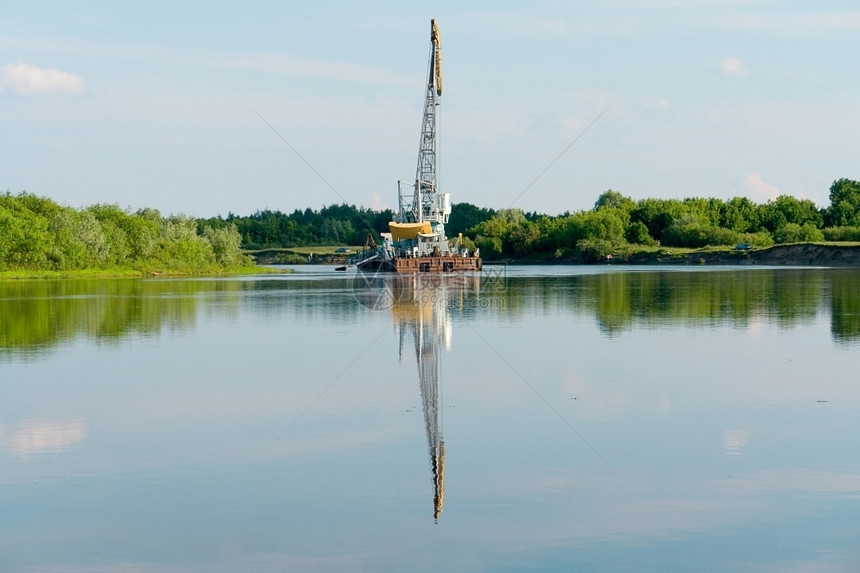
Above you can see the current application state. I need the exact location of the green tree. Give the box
[155,215,216,271]
[581,209,626,246]
[88,204,160,262]
[630,198,685,242]
[594,189,635,213]
[720,197,760,233]
[682,197,723,227]
[824,178,860,227]
[773,223,824,244]
[575,238,614,262]
[448,202,495,238]
[1,192,252,273]
[760,195,823,232]
[0,192,52,269]
[662,214,739,248]
[552,212,587,251]
[470,215,513,259]
[48,208,109,269]
[532,215,562,253]
[626,220,656,245]
[12,191,63,220]
[823,226,860,242]
[203,224,248,266]
[506,220,542,256]
[494,208,527,225]
[474,235,503,258]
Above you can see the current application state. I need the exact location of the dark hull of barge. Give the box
[358,256,482,273]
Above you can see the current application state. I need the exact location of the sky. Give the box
[1,1,859,218]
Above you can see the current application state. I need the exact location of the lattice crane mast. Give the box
[398,19,451,235]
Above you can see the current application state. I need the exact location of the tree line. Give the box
[4,177,857,271]
[198,204,395,250]
[1,192,250,273]
[467,178,860,260]
[201,178,860,261]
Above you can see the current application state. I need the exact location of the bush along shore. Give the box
[460,181,860,264]
[6,177,860,273]
[206,178,860,266]
[1,192,254,277]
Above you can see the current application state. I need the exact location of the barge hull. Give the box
[357,256,481,273]
[394,256,482,273]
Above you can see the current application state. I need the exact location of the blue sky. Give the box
[2,1,859,217]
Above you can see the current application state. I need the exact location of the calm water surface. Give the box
[2,266,859,572]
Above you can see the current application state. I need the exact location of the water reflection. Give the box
[830,270,860,342]
[0,279,242,358]
[3,267,860,571]
[722,429,751,455]
[2,269,859,360]
[501,268,860,340]
[1,419,88,457]
[385,273,482,521]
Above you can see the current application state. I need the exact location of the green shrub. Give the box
[203,224,249,266]
[739,231,774,248]
[662,215,739,248]
[823,226,860,242]
[274,252,308,264]
[475,235,503,259]
[626,220,657,245]
[575,238,613,262]
[773,223,824,244]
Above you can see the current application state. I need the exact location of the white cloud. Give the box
[0,33,411,89]
[743,172,779,201]
[720,57,749,77]
[368,192,390,211]
[0,62,86,95]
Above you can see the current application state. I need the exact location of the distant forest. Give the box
[200,178,860,261]
[199,204,396,250]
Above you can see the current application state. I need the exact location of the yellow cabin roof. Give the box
[389,221,432,242]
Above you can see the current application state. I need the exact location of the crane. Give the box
[397,19,451,236]
[354,19,480,273]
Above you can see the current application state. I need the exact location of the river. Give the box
[2,265,859,572]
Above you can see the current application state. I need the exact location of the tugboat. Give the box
[355,19,481,274]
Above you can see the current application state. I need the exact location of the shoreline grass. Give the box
[0,265,289,281]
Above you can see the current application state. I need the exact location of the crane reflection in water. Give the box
[389,273,481,522]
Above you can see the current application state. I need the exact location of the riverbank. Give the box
[246,247,359,265]
[252,243,860,268]
[618,243,860,266]
[0,265,287,280]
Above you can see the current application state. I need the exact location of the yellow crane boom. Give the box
[431,19,442,96]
